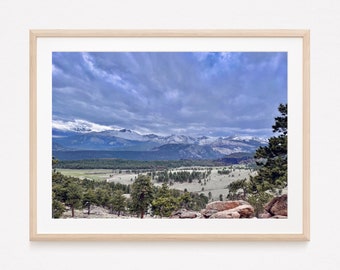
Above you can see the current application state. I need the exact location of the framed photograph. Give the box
[30,30,310,241]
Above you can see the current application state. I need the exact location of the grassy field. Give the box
[57,165,256,201]
[169,166,256,200]
[56,168,117,181]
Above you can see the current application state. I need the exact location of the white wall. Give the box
[0,0,339,269]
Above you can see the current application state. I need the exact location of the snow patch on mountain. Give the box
[164,134,197,144]
[99,129,148,141]
[212,147,244,155]
[228,135,268,144]
[52,119,114,133]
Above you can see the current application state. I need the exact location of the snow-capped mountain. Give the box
[163,134,197,145]
[98,129,148,142]
[52,119,268,160]
[52,119,114,134]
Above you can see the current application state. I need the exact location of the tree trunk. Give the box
[71,205,75,217]
[140,209,144,219]
[87,204,91,215]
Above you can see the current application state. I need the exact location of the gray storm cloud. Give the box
[52,52,287,137]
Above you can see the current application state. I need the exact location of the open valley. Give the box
[57,165,256,201]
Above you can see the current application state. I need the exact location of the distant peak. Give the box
[52,119,114,133]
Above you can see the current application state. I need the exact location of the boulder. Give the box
[231,211,241,218]
[170,209,199,219]
[259,211,272,219]
[205,201,241,212]
[201,209,218,218]
[180,211,198,219]
[236,204,255,218]
[265,194,287,216]
[209,205,254,219]
[209,210,234,219]
[170,209,183,218]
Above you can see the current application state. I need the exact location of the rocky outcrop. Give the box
[169,196,287,220]
[209,204,254,219]
[260,194,287,219]
[200,200,254,219]
[201,209,218,218]
[205,201,241,212]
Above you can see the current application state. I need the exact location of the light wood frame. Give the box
[30,29,310,241]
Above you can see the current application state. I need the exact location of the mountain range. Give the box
[52,125,267,161]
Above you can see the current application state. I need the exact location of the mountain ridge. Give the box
[53,126,267,161]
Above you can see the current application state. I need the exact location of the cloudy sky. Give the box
[52,52,287,137]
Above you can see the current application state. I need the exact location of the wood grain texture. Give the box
[30,29,308,38]
[302,30,310,241]
[30,233,309,242]
[29,29,310,241]
[29,30,38,240]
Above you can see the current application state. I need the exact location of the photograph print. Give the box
[51,51,288,220]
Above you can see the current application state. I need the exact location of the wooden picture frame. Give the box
[30,30,310,241]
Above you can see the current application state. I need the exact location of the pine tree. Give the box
[253,103,287,193]
[110,189,126,216]
[52,192,65,218]
[83,188,97,215]
[151,183,179,217]
[227,104,287,216]
[65,180,83,217]
[130,175,154,218]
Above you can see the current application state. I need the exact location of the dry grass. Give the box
[58,165,256,201]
